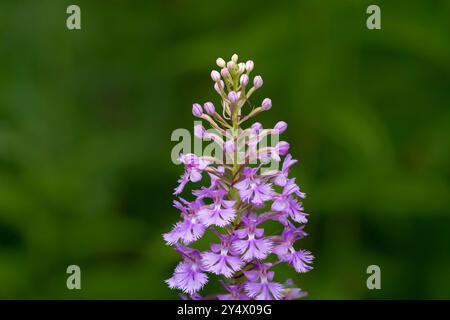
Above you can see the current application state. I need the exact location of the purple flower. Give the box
[217,282,250,300]
[165,54,313,300]
[282,279,308,300]
[224,140,235,154]
[166,247,208,294]
[271,141,290,162]
[283,249,314,273]
[201,235,244,277]
[234,167,274,207]
[272,226,306,256]
[197,189,236,227]
[174,154,210,195]
[244,263,284,300]
[283,287,307,300]
[163,199,205,245]
[192,168,225,199]
[271,178,301,212]
[273,154,297,186]
[273,227,313,273]
[286,197,308,223]
[233,213,272,261]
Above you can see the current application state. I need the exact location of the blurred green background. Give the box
[0,0,449,299]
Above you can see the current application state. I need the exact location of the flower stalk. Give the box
[164,54,313,300]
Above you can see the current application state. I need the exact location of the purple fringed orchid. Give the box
[233,213,273,261]
[235,167,274,207]
[163,199,205,245]
[201,234,244,277]
[164,54,314,300]
[166,245,209,294]
[244,262,284,300]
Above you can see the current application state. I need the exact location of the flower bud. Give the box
[274,121,288,133]
[238,63,245,73]
[231,54,238,63]
[276,141,290,155]
[192,103,203,117]
[211,70,221,82]
[228,91,239,104]
[227,61,235,70]
[240,74,249,86]
[194,124,206,139]
[261,98,272,111]
[254,75,263,89]
[224,140,235,153]
[216,57,226,68]
[220,67,230,78]
[204,102,215,115]
[246,60,254,72]
[251,122,263,133]
[214,80,224,94]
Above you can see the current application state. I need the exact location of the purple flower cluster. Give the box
[164,54,313,300]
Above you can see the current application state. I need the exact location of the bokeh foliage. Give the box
[0,0,449,299]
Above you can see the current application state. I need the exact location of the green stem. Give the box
[230,72,249,226]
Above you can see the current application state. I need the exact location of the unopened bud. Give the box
[214,80,224,94]
[192,103,203,117]
[240,74,249,86]
[274,121,288,133]
[221,67,230,78]
[204,102,215,115]
[224,140,235,153]
[246,60,254,72]
[216,57,226,68]
[261,98,272,111]
[276,141,290,155]
[194,124,206,139]
[251,122,263,133]
[211,70,221,82]
[254,75,263,89]
[231,54,238,63]
[227,60,235,70]
[238,63,245,73]
[228,91,239,104]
